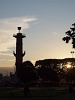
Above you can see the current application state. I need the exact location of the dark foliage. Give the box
[35,58,75,82]
[18,61,38,83]
[37,65,58,82]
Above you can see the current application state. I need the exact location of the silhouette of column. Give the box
[13,27,26,76]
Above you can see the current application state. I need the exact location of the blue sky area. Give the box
[0,0,75,67]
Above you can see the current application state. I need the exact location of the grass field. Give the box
[0,87,75,100]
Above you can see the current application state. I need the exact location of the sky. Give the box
[0,0,75,68]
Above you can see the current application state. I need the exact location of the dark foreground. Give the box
[0,87,75,100]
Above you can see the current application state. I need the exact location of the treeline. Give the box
[17,58,75,87]
[0,58,75,87]
[35,58,75,83]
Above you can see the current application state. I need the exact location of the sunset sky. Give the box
[0,0,75,68]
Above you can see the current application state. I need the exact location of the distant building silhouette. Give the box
[13,27,26,76]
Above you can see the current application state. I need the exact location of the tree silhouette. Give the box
[35,58,75,84]
[65,67,75,82]
[35,59,61,69]
[18,61,38,96]
[37,64,58,82]
[62,23,75,48]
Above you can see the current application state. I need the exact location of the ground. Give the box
[0,87,75,100]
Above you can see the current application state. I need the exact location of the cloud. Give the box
[0,58,15,62]
[31,20,47,25]
[0,17,37,53]
[0,53,13,56]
